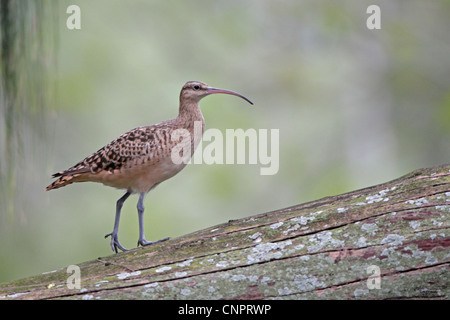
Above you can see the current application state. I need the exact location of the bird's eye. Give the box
[193,85,200,90]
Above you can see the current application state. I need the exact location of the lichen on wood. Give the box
[1,164,449,300]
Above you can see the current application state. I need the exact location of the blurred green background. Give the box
[1,0,449,282]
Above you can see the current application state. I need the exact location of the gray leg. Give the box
[105,191,131,253]
[137,192,170,247]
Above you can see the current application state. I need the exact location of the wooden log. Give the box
[1,164,449,300]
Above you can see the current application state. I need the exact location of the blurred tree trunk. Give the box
[1,164,448,300]
[0,0,57,224]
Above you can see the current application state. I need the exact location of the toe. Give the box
[105,233,128,252]
[138,237,170,247]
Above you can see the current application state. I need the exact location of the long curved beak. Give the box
[207,87,254,105]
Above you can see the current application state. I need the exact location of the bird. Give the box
[46,81,253,253]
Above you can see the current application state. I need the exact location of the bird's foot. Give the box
[105,232,128,253]
[137,237,170,247]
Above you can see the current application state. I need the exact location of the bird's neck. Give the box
[176,100,205,156]
[177,100,205,133]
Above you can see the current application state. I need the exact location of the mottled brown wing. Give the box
[46,125,164,190]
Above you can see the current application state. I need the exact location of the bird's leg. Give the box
[105,191,131,253]
[137,192,170,247]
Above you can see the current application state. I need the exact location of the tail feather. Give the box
[46,166,91,191]
[46,174,76,191]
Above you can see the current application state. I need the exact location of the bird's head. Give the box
[180,81,253,105]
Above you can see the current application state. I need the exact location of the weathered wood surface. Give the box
[1,164,449,300]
